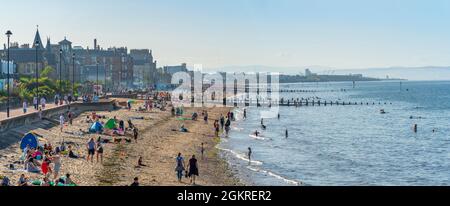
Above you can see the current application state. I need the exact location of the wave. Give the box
[247,166,303,186]
[249,134,271,141]
[217,146,263,165]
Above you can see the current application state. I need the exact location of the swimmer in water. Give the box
[278,113,280,120]
[248,147,252,165]
[285,129,288,138]
[254,130,260,137]
[262,125,266,130]
[243,109,247,119]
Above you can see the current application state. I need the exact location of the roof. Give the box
[59,37,72,45]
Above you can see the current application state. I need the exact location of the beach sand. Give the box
[0,101,242,186]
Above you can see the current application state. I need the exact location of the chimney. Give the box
[94,39,97,50]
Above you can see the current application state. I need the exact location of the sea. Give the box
[218,80,450,186]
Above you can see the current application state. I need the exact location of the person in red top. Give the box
[41,158,52,176]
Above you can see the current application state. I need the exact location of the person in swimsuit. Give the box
[87,138,96,163]
[133,128,139,143]
[52,151,62,180]
[96,137,104,163]
[188,155,199,185]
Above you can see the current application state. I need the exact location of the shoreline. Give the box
[0,101,243,186]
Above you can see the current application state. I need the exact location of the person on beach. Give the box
[52,151,62,180]
[261,118,264,126]
[285,129,288,138]
[214,120,220,137]
[278,113,280,120]
[128,119,134,129]
[138,156,147,167]
[201,143,205,160]
[188,155,199,185]
[220,114,225,130]
[175,153,185,182]
[133,127,139,143]
[33,96,38,110]
[59,114,65,132]
[38,108,42,120]
[225,118,231,136]
[87,138,96,163]
[68,145,79,159]
[204,111,208,124]
[248,147,252,165]
[23,100,28,114]
[96,137,104,163]
[131,177,139,186]
[65,173,75,185]
[413,124,418,133]
[243,109,247,119]
[18,174,28,186]
[41,158,52,177]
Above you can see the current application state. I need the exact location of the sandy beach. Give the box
[0,100,242,186]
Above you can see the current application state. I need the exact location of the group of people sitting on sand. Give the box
[1,143,78,186]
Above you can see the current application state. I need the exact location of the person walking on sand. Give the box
[38,108,42,120]
[248,147,252,165]
[23,100,28,114]
[86,138,96,163]
[201,143,205,160]
[133,127,139,143]
[52,150,62,180]
[175,153,185,182]
[220,114,225,131]
[204,111,208,124]
[96,137,104,163]
[188,155,199,185]
[59,114,65,132]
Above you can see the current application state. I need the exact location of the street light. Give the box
[5,30,12,118]
[35,40,40,103]
[59,49,62,98]
[72,53,75,99]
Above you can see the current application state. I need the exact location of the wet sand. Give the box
[0,101,242,186]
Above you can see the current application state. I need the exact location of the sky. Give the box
[1,0,450,71]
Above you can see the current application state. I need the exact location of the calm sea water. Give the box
[218,81,450,186]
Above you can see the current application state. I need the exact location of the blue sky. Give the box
[1,0,450,70]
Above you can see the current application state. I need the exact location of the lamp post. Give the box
[72,53,75,99]
[104,62,107,94]
[35,40,40,103]
[5,30,12,118]
[59,49,62,98]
